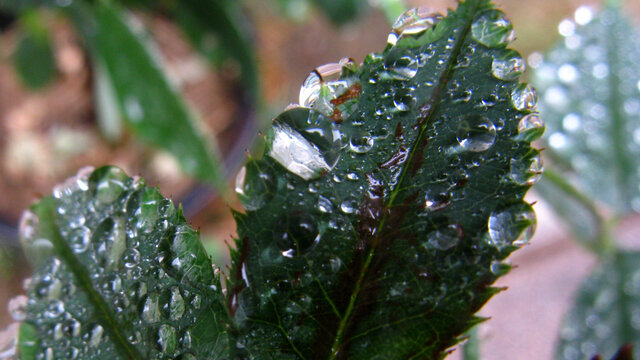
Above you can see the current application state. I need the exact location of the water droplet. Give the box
[142,294,161,324]
[89,166,128,204]
[490,260,510,276]
[427,224,462,250]
[317,195,334,213]
[349,131,374,153]
[558,64,578,83]
[384,49,418,80]
[274,213,319,257]
[267,108,342,180]
[491,50,525,80]
[299,71,321,107]
[574,6,593,25]
[235,161,275,211]
[157,324,177,354]
[558,19,575,37]
[340,200,357,214]
[424,189,451,211]
[562,113,581,132]
[511,83,538,111]
[456,115,496,152]
[89,325,104,347]
[471,10,515,48]
[347,172,359,181]
[387,7,443,46]
[548,132,568,149]
[487,203,537,247]
[508,154,544,186]
[170,287,185,321]
[592,63,609,79]
[515,114,545,141]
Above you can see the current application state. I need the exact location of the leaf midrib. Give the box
[326,2,485,357]
[40,198,142,360]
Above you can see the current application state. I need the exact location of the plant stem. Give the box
[376,0,407,25]
[542,168,616,256]
[462,327,480,360]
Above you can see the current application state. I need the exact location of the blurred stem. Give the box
[376,0,407,25]
[543,168,616,257]
[462,327,480,360]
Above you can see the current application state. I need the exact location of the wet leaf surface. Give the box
[18,166,229,359]
[227,1,542,358]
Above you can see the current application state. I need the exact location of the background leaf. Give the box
[533,6,640,215]
[67,2,227,190]
[227,1,543,358]
[18,166,230,359]
[556,251,640,360]
[12,11,56,90]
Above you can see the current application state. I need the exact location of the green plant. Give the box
[532,2,640,358]
[6,1,547,358]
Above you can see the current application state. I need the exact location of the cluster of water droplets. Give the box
[16,166,219,359]
[533,5,640,211]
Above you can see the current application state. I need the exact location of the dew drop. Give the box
[424,190,451,211]
[508,154,544,186]
[142,294,161,324]
[487,203,537,247]
[317,195,334,213]
[511,83,538,111]
[491,50,525,81]
[456,115,497,152]
[471,10,515,48]
[170,287,185,321]
[490,260,510,276]
[427,224,462,250]
[387,7,443,46]
[349,131,374,153]
[299,71,321,107]
[157,324,177,354]
[235,161,275,211]
[89,325,104,347]
[274,213,319,257]
[267,108,342,180]
[515,114,545,142]
[89,166,128,204]
[340,200,357,214]
[384,49,418,80]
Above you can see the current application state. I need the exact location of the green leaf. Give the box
[556,251,640,360]
[18,166,230,359]
[67,2,227,190]
[174,0,259,101]
[93,60,124,142]
[12,11,56,90]
[533,6,640,215]
[227,1,542,358]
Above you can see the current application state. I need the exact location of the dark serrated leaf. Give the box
[227,1,542,358]
[66,2,227,190]
[18,166,229,359]
[534,6,640,214]
[556,251,640,360]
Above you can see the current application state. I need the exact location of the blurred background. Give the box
[1,0,640,358]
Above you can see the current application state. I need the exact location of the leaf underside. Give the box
[228,1,541,359]
[19,166,229,360]
[534,6,640,215]
[556,251,640,360]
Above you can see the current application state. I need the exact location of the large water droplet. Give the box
[427,224,462,250]
[456,115,497,152]
[299,71,321,108]
[157,324,177,354]
[235,161,274,211]
[515,114,545,141]
[387,7,443,46]
[142,294,161,324]
[383,49,418,80]
[274,213,319,257]
[89,166,128,204]
[511,83,538,111]
[471,10,515,48]
[169,287,185,321]
[349,131,374,153]
[491,50,525,80]
[487,203,537,247]
[267,108,342,180]
[317,195,334,213]
[89,325,104,347]
[508,154,544,186]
